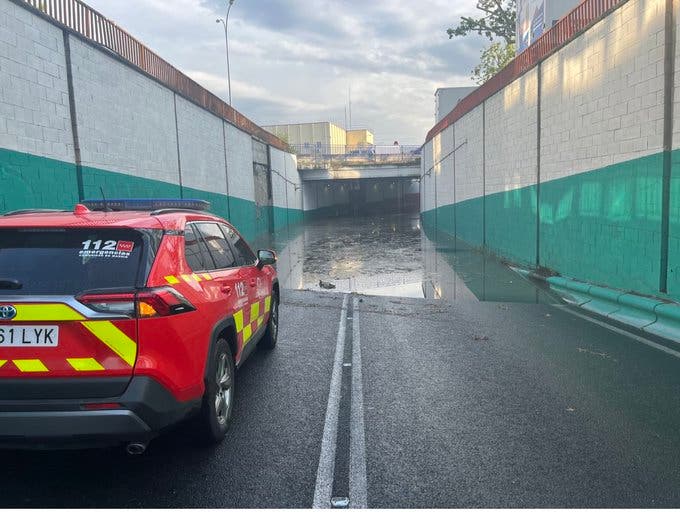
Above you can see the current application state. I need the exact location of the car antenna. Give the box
[100,186,111,212]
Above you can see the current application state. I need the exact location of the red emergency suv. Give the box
[0,199,279,453]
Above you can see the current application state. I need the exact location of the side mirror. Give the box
[257,249,277,269]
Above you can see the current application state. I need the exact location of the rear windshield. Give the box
[0,228,147,295]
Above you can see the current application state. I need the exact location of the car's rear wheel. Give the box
[259,293,279,350]
[197,338,234,444]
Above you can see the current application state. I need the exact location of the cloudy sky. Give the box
[87,0,485,145]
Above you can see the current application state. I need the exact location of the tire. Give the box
[196,338,235,444]
[259,293,279,350]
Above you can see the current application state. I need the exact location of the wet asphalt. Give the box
[3,288,680,507]
[4,214,680,507]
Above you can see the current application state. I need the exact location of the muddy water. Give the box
[253,213,555,303]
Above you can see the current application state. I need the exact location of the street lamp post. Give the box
[216,0,235,105]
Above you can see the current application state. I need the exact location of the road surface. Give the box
[3,289,680,507]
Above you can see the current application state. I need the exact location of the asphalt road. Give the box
[3,288,680,507]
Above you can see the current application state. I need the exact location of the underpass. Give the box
[3,0,680,508]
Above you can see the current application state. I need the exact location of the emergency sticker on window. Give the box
[79,240,135,259]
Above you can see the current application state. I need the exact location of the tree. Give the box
[447,0,517,84]
[472,41,516,84]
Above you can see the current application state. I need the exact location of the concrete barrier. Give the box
[0,0,302,242]
[421,0,680,303]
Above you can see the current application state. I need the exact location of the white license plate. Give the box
[0,326,59,347]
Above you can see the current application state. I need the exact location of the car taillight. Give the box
[77,292,136,317]
[135,287,196,318]
[77,287,195,318]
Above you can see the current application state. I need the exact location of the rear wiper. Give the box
[0,279,22,290]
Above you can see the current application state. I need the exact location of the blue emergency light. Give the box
[81,198,211,212]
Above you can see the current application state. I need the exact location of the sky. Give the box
[87,0,486,145]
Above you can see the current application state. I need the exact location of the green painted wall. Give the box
[0,147,302,244]
[454,199,484,248]
[422,150,680,301]
[272,205,304,232]
[540,153,662,296]
[0,148,80,211]
[486,185,537,266]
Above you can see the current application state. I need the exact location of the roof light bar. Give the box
[81,199,211,212]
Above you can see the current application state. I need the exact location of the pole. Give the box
[225,1,233,105]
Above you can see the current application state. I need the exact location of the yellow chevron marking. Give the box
[81,321,137,367]
[181,274,194,283]
[10,304,84,322]
[257,316,264,328]
[165,275,180,284]
[13,359,48,372]
[0,360,6,369]
[243,324,252,343]
[234,309,244,332]
[250,302,260,321]
[191,274,202,282]
[201,273,212,280]
[264,296,272,313]
[67,357,105,372]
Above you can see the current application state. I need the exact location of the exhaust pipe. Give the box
[125,442,148,456]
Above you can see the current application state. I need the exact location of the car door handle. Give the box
[220,285,232,295]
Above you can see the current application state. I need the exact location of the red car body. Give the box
[0,201,278,449]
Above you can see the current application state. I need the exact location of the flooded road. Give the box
[254,213,555,302]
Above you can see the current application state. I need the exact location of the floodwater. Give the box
[253,213,556,303]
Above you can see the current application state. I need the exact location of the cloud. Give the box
[87,0,485,144]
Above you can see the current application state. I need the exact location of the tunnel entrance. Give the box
[302,178,419,218]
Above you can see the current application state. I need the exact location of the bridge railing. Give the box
[292,144,422,169]
[19,0,289,152]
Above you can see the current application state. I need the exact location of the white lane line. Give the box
[553,304,680,360]
[313,293,349,509]
[350,297,368,509]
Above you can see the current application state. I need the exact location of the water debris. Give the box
[577,347,617,362]
[566,407,576,412]
[472,335,489,341]
[319,280,336,289]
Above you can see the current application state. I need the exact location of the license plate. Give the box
[0,326,59,347]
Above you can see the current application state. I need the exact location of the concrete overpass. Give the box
[300,163,421,217]
[298,163,420,182]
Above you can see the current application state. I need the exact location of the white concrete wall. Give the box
[435,125,455,210]
[0,0,300,228]
[485,67,539,195]
[270,147,288,209]
[453,107,484,204]
[541,0,665,182]
[224,121,255,201]
[285,151,303,210]
[69,36,180,184]
[176,96,227,195]
[0,0,73,161]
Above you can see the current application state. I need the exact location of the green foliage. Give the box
[447,0,517,83]
[447,0,517,44]
[472,41,516,84]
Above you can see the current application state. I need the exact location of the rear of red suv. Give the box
[0,202,279,451]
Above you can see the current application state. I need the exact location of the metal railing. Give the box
[426,0,625,144]
[19,0,289,152]
[292,144,422,169]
